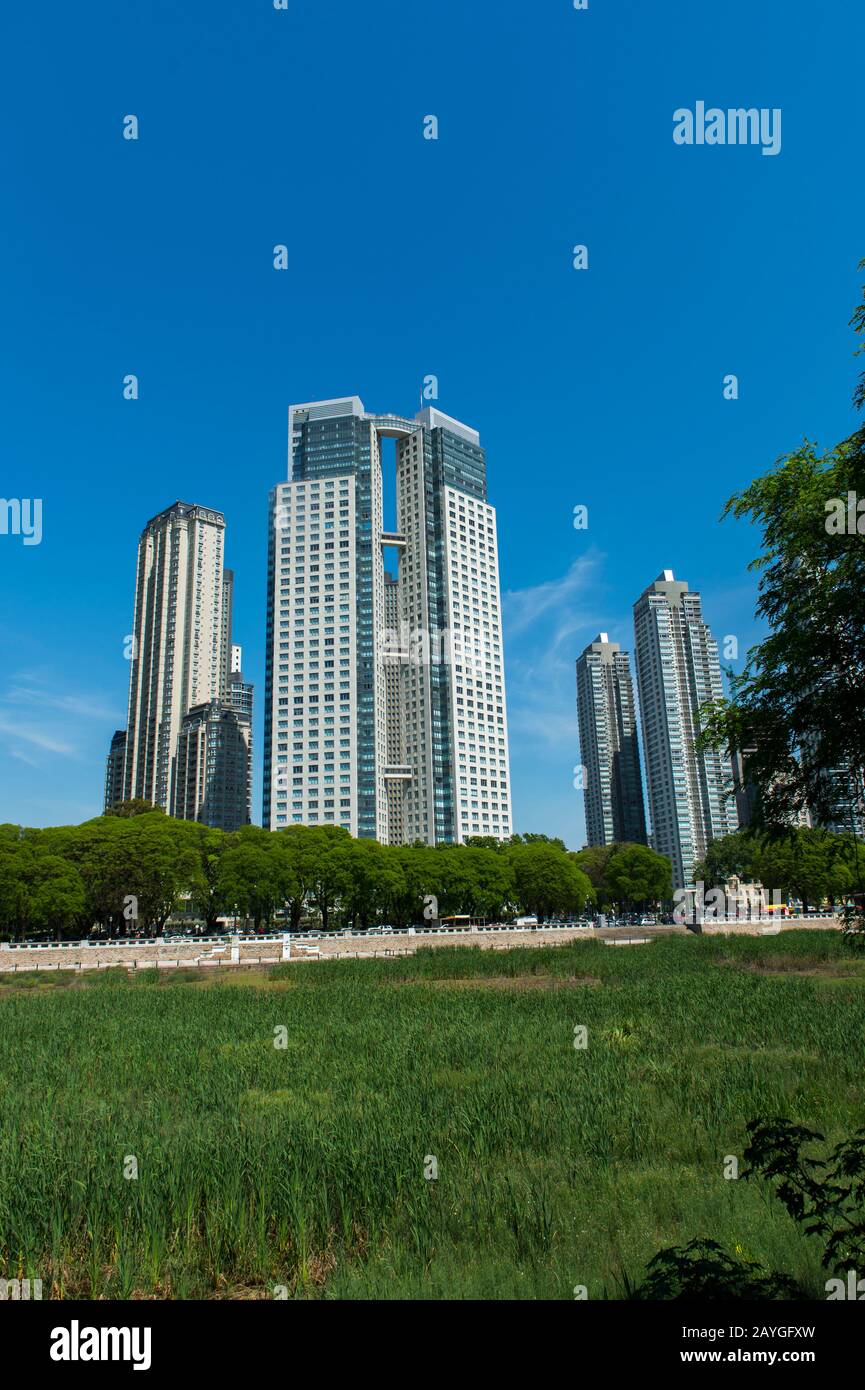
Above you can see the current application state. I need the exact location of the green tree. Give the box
[186,825,232,930]
[0,837,86,939]
[510,832,567,852]
[382,845,430,929]
[287,825,353,932]
[751,826,839,912]
[45,814,199,933]
[104,799,162,818]
[693,830,758,889]
[464,845,514,919]
[507,841,593,919]
[602,844,672,910]
[700,270,865,864]
[342,838,395,930]
[218,827,285,929]
[572,844,619,910]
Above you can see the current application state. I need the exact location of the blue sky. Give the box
[1,0,863,848]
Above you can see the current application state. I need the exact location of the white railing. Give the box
[0,912,841,952]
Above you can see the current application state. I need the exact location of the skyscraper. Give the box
[226,643,254,721]
[123,502,227,809]
[263,397,512,843]
[576,634,646,846]
[633,570,737,889]
[103,729,127,812]
[809,760,865,837]
[730,744,813,830]
[174,699,252,831]
[118,500,252,827]
[220,569,235,695]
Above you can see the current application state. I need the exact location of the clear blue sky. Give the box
[1,0,862,848]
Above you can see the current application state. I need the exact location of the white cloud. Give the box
[503,553,601,640]
[8,746,42,769]
[503,552,610,756]
[2,682,117,722]
[0,714,76,757]
[0,672,121,769]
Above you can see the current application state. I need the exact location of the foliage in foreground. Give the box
[698,265,865,843]
[694,825,864,911]
[626,1238,806,1300]
[628,1117,865,1298]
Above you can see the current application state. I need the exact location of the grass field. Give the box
[1,931,863,1299]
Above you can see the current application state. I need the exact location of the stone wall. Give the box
[0,918,840,972]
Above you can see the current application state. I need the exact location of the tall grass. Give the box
[0,932,861,1298]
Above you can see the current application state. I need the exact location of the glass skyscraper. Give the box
[576,634,647,847]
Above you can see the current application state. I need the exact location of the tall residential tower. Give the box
[633,570,737,889]
[123,502,227,810]
[114,500,252,830]
[263,397,512,843]
[576,633,646,846]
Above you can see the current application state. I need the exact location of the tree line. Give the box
[0,805,678,940]
[697,261,865,939]
[694,825,864,912]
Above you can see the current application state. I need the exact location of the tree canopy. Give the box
[699,265,865,851]
[694,825,860,911]
[572,842,672,911]
[0,816,601,940]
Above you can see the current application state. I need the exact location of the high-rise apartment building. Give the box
[263,397,512,843]
[225,643,254,721]
[113,500,252,830]
[633,570,737,889]
[174,699,252,831]
[220,569,235,695]
[576,633,646,846]
[810,761,865,837]
[103,729,127,812]
[730,744,813,830]
[123,501,227,810]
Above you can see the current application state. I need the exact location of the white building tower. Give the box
[633,570,737,889]
[263,398,512,844]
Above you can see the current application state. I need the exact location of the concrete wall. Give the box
[0,919,840,972]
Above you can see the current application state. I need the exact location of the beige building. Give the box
[123,502,227,811]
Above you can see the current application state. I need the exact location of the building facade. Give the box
[173,699,252,831]
[103,729,127,812]
[730,745,813,830]
[263,396,512,843]
[809,761,865,837]
[576,633,646,846]
[633,570,737,889]
[122,501,227,811]
[113,500,252,829]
